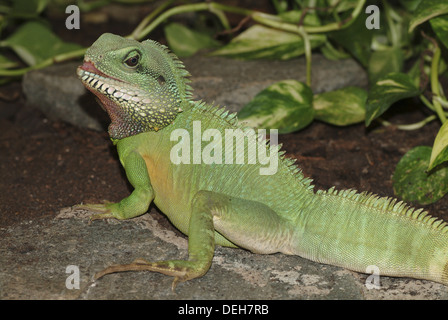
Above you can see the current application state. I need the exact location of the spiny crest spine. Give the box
[190,101,313,189]
[320,187,448,233]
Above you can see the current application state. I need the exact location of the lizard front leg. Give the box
[74,150,154,221]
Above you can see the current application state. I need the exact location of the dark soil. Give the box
[1,1,448,231]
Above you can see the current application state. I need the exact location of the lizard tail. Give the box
[293,187,448,285]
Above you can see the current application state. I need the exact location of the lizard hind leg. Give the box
[93,189,218,290]
[94,258,208,291]
[201,190,296,255]
[93,190,294,290]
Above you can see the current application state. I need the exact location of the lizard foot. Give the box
[72,201,116,223]
[94,258,201,291]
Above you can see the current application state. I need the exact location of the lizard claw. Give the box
[73,201,113,212]
[72,201,116,224]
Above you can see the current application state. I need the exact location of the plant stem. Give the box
[134,2,253,40]
[383,0,399,47]
[77,0,111,12]
[297,26,312,86]
[0,48,86,76]
[435,96,448,109]
[431,46,446,123]
[303,0,366,33]
[129,0,175,40]
[134,0,367,41]
[379,115,437,130]
[419,94,436,112]
[208,7,231,30]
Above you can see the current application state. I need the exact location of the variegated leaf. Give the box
[164,23,220,57]
[365,72,420,126]
[0,21,81,66]
[313,86,367,126]
[211,24,326,60]
[393,146,448,205]
[409,0,448,32]
[430,15,448,50]
[429,120,448,171]
[238,80,314,133]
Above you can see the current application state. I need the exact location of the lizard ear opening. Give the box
[157,75,166,86]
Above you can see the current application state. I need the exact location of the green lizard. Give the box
[76,33,448,289]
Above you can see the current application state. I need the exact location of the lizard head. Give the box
[77,33,191,140]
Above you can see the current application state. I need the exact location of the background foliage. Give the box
[1,0,448,204]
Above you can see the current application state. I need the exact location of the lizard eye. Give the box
[124,54,140,68]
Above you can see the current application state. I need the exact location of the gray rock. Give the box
[184,54,367,113]
[2,207,447,300]
[23,62,108,131]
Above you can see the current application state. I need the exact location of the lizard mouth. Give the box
[77,61,152,105]
[78,61,134,95]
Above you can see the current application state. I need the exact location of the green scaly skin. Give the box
[76,33,448,290]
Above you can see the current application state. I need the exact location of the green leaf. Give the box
[368,47,404,85]
[0,21,82,66]
[365,72,421,126]
[393,146,448,205]
[272,0,289,13]
[329,10,373,66]
[211,24,326,60]
[429,120,448,170]
[10,0,48,18]
[313,86,367,126]
[164,23,220,57]
[238,80,314,133]
[320,42,350,61]
[430,15,448,50]
[409,0,448,32]
[398,0,423,12]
